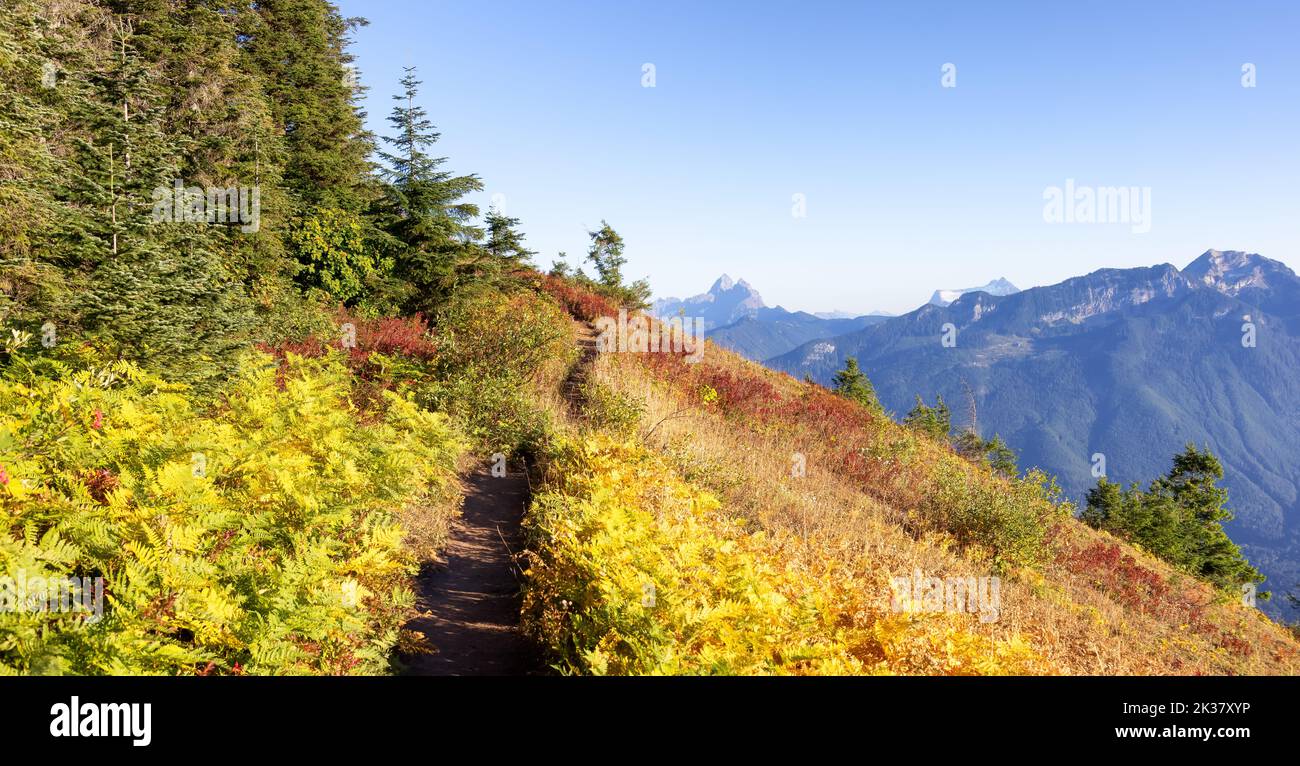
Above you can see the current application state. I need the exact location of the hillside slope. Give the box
[522,278,1300,674]
[768,251,1300,620]
[709,309,887,361]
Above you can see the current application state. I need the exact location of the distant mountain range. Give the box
[652,275,890,361]
[654,274,1019,362]
[758,250,1300,619]
[706,309,890,362]
[929,278,1020,307]
[653,275,765,329]
[815,310,893,320]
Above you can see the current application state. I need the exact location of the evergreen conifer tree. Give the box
[377,66,483,311]
[831,357,883,414]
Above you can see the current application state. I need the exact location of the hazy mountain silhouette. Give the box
[654,275,888,360]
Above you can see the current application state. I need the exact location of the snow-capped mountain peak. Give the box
[928,277,1020,307]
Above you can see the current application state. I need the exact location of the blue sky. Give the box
[337,0,1300,314]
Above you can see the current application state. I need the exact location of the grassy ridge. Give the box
[520,278,1300,675]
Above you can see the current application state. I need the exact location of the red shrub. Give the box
[638,348,694,379]
[698,367,782,418]
[348,313,438,361]
[1064,541,1182,617]
[259,309,436,367]
[257,309,438,406]
[794,386,881,437]
[83,468,119,504]
[537,274,618,322]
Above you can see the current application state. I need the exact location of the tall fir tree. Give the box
[239,0,372,212]
[80,4,256,386]
[0,1,260,386]
[377,66,482,312]
[239,0,390,312]
[0,0,77,331]
[483,209,536,267]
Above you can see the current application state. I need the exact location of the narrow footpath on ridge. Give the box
[400,318,598,675]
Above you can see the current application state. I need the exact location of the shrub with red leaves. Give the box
[259,309,436,367]
[1066,541,1180,611]
[537,274,618,321]
[257,309,438,404]
[639,348,693,379]
[83,468,120,504]
[698,368,776,415]
[350,313,438,360]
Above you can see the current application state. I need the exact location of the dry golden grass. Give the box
[586,341,1300,675]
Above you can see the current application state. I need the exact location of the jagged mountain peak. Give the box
[928,278,1020,307]
[708,274,757,295]
[1182,250,1293,296]
[653,275,765,327]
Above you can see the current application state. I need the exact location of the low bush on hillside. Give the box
[0,353,464,675]
[421,289,575,459]
[906,458,1066,570]
[578,380,644,436]
[258,288,574,461]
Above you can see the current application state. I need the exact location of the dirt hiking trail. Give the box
[562,319,599,415]
[400,319,597,675]
[401,470,536,675]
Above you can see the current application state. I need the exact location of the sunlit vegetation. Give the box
[524,277,1300,675]
[0,352,463,674]
[522,437,1043,675]
[0,0,582,675]
[3,0,1295,678]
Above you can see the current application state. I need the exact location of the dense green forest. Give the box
[0,0,548,383]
